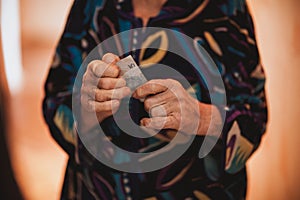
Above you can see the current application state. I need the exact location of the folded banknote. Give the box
[116,55,147,90]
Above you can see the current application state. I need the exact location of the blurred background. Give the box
[1,0,300,199]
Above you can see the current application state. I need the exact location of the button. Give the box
[123,178,129,184]
[233,72,240,78]
[133,38,138,45]
[125,186,131,193]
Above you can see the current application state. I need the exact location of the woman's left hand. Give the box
[133,79,211,135]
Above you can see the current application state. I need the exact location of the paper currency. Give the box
[116,55,147,90]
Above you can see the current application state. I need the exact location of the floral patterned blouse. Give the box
[43,0,268,199]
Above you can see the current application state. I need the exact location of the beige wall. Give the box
[20,0,72,48]
[10,0,300,199]
[248,1,300,199]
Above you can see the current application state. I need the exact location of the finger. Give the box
[82,70,98,86]
[97,77,126,89]
[140,116,179,130]
[144,90,175,111]
[88,60,120,78]
[81,94,119,113]
[102,53,120,64]
[88,99,120,113]
[133,79,169,99]
[150,105,170,117]
[94,87,131,102]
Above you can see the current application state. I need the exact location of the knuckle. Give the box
[167,79,179,87]
[81,85,92,97]
[166,78,176,83]
[102,53,118,63]
[102,53,112,60]
[89,87,96,97]
[147,80,155,85]
[88,60,98,71]
[80,95,86,105]
[144,98,152,111]
[150,84,157,92]
[82,73,88,83]
[80,84,86,94]
[86,100,94,112]
[89,60,107,77]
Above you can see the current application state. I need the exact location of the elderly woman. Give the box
[43,0,268,199]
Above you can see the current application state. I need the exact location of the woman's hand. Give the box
[133,79,221,136]
[132,79,199,134]
[80,53,131,124]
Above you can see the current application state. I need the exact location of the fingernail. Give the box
[132,92,137,99]
[123,87,131,97]
[112,100,120,107]
[120,78,126,86]
[140,119,147,126]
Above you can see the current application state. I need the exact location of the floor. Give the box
[6,1,300,199]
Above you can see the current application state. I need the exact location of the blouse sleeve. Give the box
[202,0,268,176]
[42,0,103,155]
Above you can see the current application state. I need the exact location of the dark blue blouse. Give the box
[43,0,268,199]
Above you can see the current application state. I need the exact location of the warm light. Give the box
[1,0,23,93]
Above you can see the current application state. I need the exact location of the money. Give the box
[116,55,147,90]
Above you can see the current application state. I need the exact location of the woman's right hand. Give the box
[81,53,131,124]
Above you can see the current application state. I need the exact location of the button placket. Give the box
[122,173,132,199]
[132,30,139,60]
